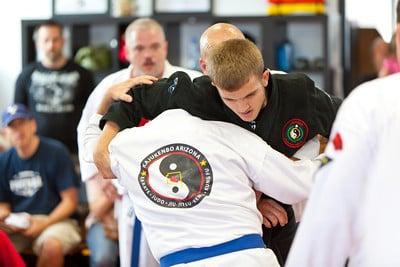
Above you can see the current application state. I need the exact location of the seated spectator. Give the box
[0,229,26,267]
[379,33,400,77]
[0,104,81,267]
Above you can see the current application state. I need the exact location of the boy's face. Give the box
[215,71,269,122]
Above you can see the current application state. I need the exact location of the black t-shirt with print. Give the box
[14,60,94,153]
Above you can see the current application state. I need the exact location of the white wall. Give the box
[0,0,51,111]
[213,0,268,16]
[346,0,395,42]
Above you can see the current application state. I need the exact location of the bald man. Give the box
[198,23,245,74]
[197,23,301,265]
[94,23,340,266]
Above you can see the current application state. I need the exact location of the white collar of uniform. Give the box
[162,60,173,77]
[127,64,135,78]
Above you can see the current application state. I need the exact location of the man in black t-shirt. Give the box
[14,20,94,154]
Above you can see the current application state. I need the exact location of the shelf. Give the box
[292,68,325,73]
[21,14,331,92]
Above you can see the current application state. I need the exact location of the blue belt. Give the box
[131,217,142,267]
[160,233,265,267]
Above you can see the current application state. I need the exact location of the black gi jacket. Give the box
[101,70,341,265]
[101,71,341,157]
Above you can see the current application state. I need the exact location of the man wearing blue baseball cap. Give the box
[1,104,33,126]
[0,104,81,267]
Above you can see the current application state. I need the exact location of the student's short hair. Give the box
[124,18,165,45]
[33,20,63,42]
[207,39,264,91]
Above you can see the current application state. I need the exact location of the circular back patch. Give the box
[282,119,309,149]
[138,143,213,208]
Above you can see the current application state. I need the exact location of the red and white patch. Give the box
[332,132,343,151]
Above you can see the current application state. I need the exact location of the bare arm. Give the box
[0,202,11,231]
[318,135,328,154]
[86,76,157,179]
[24,187,78,238]
[93,121,120,179]
[97,75,158,115]
[0,203,27,233]
[0,202,10,221]
[257,198,288,228]
[86,176,116,220]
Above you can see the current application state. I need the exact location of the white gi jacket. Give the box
[286,73,400,267]
[84,109,320,265]
[77,61,201,267]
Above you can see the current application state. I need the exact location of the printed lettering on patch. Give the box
[138,143,213,208]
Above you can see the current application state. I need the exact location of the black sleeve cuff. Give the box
[100,100,138,130]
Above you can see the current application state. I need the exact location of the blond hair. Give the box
[125,18,165,44]
[207,39,264,91]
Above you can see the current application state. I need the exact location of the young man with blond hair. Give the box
[94,37,340,265]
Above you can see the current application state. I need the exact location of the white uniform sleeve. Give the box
[85,114,127,195]
[291,136,321,221]
[83,113,103,163]
[286,141,370,267]
[324,86,373,160]
[77,77,113,181]
[286,86,376,267]
[108,138,131,195]
[293,136,320,160]
[251,147,319,205]
[225,124,319,205]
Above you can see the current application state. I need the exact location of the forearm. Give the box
[256,154,320,205]
[89,197,114,220]
[95,121,119,159]
[86,177,114,220]
[45,188,78,226]
[93,121,120,179]
[0,202,11,221]
[84,114,103,162]
[99,73,194,131]
[318,135,328,154]
[97,92,114,115]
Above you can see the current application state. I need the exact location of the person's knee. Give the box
[89,239,118,266]
[87,223,118,265]
[39,237,64,257]
[91,252,117,266]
